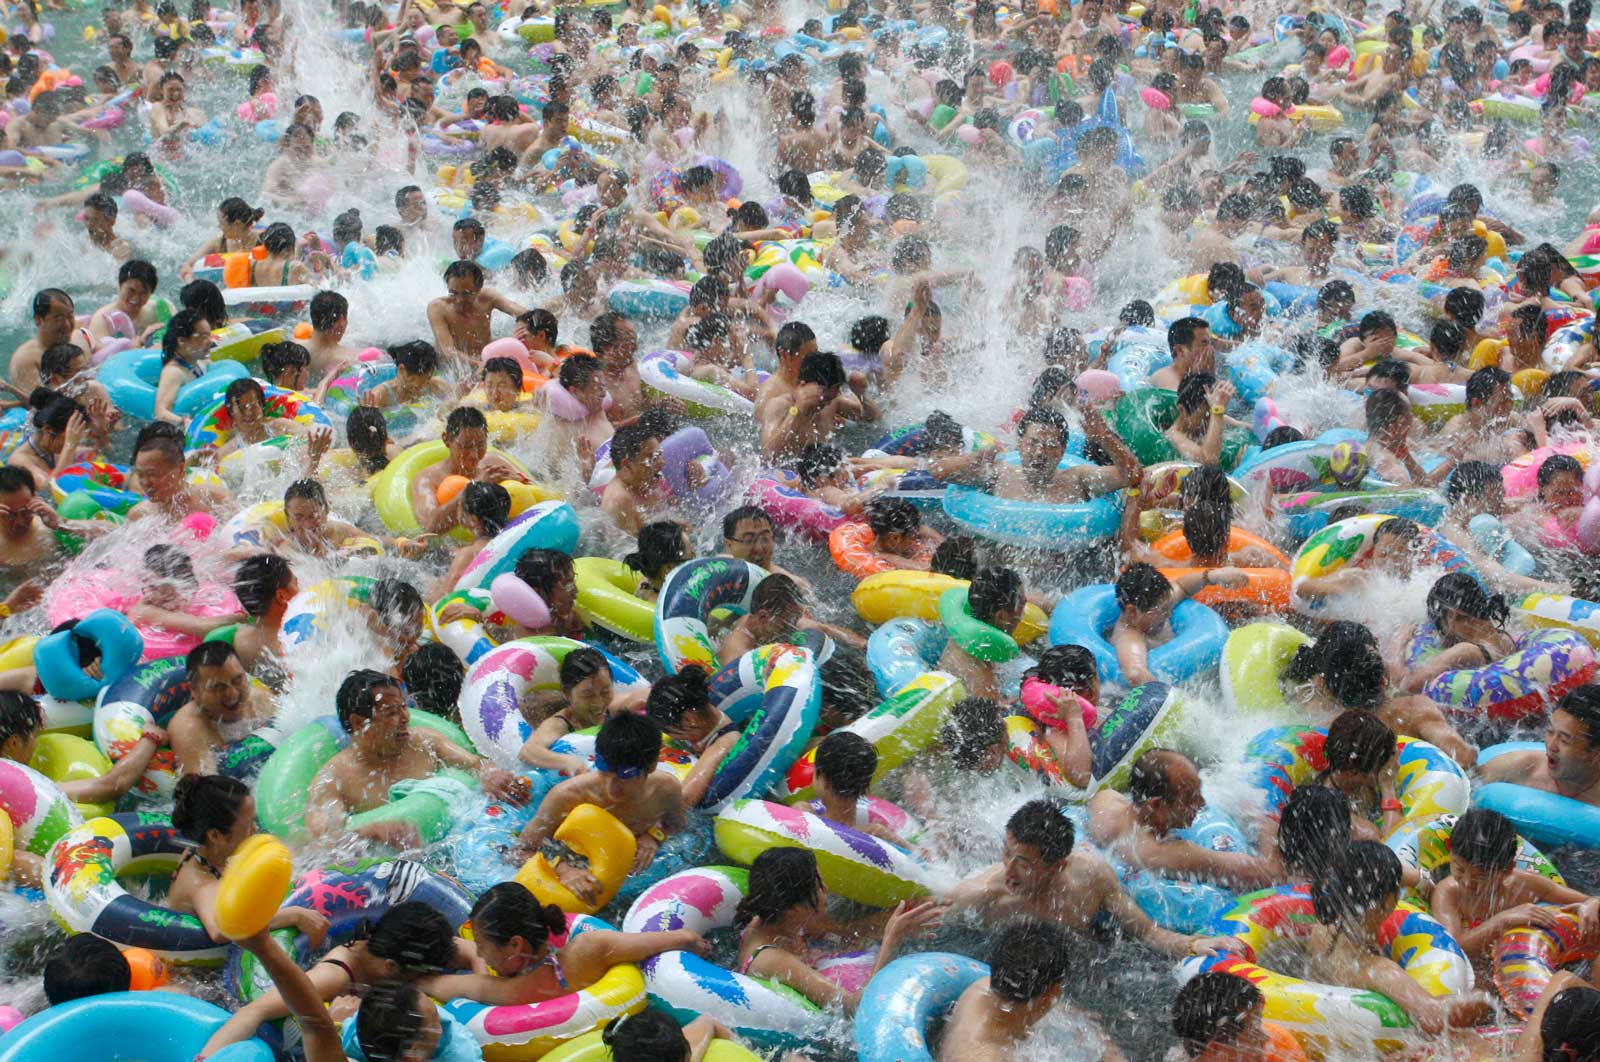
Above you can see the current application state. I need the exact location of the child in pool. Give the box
[735,847,942,1014]
[126,542,246,642]
[938,918,1126,1062]
[1399,572,1518,695]
[857,496,943,571]
[718,573,808,664]
[1313,710,1411,844]
[793,442,892,519]
[211,377,314,455]
[513,713,685,888]
[1111,563,1247,687]
[1273,784,1354,888]
[1534,453,1590,555]
[416,882,708,1012]
[598,1008,742,1062]
[42,935,139,1007]
[1428,808,1599,963]
[645,665,741,808]
[1291,517,1427,601]
[810,731,910,847]
[437,548,586,642]
[1018,645,1101,789]
[517,647,620,775]
[433,481,512,595]
[202,901,472,1057]
[937,565,1027,702]
[165,774,328,945]
[624,520,693,602]
[1169,971,1307,1062]
[1282,842,1494,1035]
[0,691,164,887]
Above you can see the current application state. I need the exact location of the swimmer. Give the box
[166,642,272,777]
[517,647,621,775]
[1111,564,1248,687]
[306,669,529,849]
[1475,685,1600,809]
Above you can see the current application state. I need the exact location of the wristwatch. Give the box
[1381,798,1404,814]
[647,826,667,843]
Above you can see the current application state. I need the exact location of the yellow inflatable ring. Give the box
[214,833,293,940]
[573,557,654,643]
[851,570,1047,643]
[368,439,550,542]
[514,803,636,914]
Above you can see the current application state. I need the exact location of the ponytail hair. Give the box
[469,881,566,949]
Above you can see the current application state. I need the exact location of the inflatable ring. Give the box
[1047,583,1228,689]
[91,658,194,798]
[1516,591,1600,648]
[621,866,829,1042]
[1152,528,1291,608]
[0,991,272,1062]
[1404,625,1595,722]
[458,638,648,768]
[368,439,549,542]
[1474,741,1600,850]
[864,617,1029,700]
[1493,906,1597,1019]
[1245,726,1469,826]
[1135,462,1249,542]
[1232,434,1371,493]
[542,1030,760,1062]
[753,469,847,542]
[183,386,331,452]
[1274,487,1445,539]
[453,500,581,594]
[1221,622,1311,716]
[278,575,374,654]
[573,557,653,642]
[208,322,284,364]
[227,857,473,1008]
[1006,681,1189,792]
[689,644,823,809]
[637,349,757,417]
[653,557,768,674]
[35,608,143,702]
[777,670,962,802]
[854,952,988,1062]
[941,478,1122,549]
[714,798,932,906]
[221,285,316,319]
[44,812,226,963]
[1385,812,1562,894]
[1178,885,1472,1053]
[514,802,635,913]
[1109,388,1254,468]
[827,521,934,580]
[1501,442,1590,500]
[252,711,477,840]
[213,834,292,940]
[0,758,83,860]
[1290,513,1477,583]
[851,570,1048,643]
[608,280,693,321]
[97,348,250,421]
[442,914,646,1060]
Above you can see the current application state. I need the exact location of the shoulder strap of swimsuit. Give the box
[740,943,781,975]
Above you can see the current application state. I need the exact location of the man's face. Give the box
[36,296,75,344]
[194,657,251,723]
[1177,326,1214,367]
[725,517,774,567]
[1001,833,1060,896]
[134,450,185,501]
[1546,708,1600,786]
[1148,759,1206,831]
[633,437,664,481]
[447,426,488,473]
[453,230,485,260]
[0,487,36,539]
[108,35,130,60]
[353,684,411,757]
[447,272,482,303]
[1018,423,1064,476]
[400,191,428,224]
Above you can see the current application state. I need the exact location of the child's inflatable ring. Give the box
[97,348,250,421]
[941,480,1123,549]
[442,914,646,1060]
[777,670,962,802]
[1221,622,1312,716]
[1408,626,1595,722]
[620,866,828,1043]
[851,570,1049,643]
[1047,583,1228,689]
[854,952,989,1062]
[713,798,932,907]
[1501,442,1590,500]
[515,803,635,914]
[183,385,331,452]
[458,638,648,769]
[1178,885,1473,1054]
[1493,907,1597,1018]
[653,557,768,674]
[1290,513,1477,583]
[1244,726,1469,825]
[638,349,756,418]
[452,501,581,593]
[0,991,272,1062]
[43,812,226,964]
[752,469,847,542]
[572,557,653,642]
[690,644,823,809]
[1152,527,1292,608]
[1385,812,1562,894]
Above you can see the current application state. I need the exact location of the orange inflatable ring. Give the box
[828,522,935,581]
[1153,528,1291,609]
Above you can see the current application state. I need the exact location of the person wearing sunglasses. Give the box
[513,713,686,896]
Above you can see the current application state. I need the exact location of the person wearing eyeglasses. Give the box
[512,713,686,901]
[305,669,532,850]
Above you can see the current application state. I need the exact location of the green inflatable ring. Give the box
[255,708,477,840]
[937,587,1020,663]
[1107,388,1252,469]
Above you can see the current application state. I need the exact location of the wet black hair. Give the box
[594,711,661,773]
[1448,807,1517,873]
[734,847,823,927]
[930,535,979,581]
[1006,799,1075,862]
[750,572,804,618]
[43,934,131,1005]
[336,668,404,731]
[512,548,574,599]
[180,279,227,327]
[968,566,1024,626]
[1114,562,1172,612]
[625,521,690,584]
[171,773,251,845]
[988,917,1072,1004]
[1555,684,1600,746]
[722,505,772,540]
[1427,570,1508,630]
[600,1007,690,1062]
[461,481,512,536]
[233,553,293,617]
[400,642,465,720]
[469,881,566,949]
[1172,971,1264,1059]
[1312,840,1402,928]
[1028,644,1099,694]
[942,696,1004,769]
[346,406,390,474]
[390,340,440,376]
[1324,710,1396,775]
[814,730,877,799]
[0,690,43,748]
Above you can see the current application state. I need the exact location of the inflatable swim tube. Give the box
[1246,726,1470,826]
[97,348,249,421]
[183,385,331,452]
[1473,741,1600,850]
[0,991,271,1062]
[1493,906,1597,1019]
[653,557,767,674]
[1221,622,1311,717]
[854,952,989,1062]
[714,798,932,906]
[851,570,1048,643]
[1047,583,1228,689]
[1402,624,1594,722]
[638,349,757,418]
[1151,528,1291,609]
[941,479,1122,549]
[572,557,653,643]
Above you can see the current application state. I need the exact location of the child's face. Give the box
[471,923,545,977]
[1447,854,1509,897]
[565,671,613,722]
[484,372,520,411]
[1542,471,1584,512]
[1126,599,1173,635]
[1,723,40,765]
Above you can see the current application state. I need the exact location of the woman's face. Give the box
[471,924,547,977]
[285,495,328,537]
[565,670,613,720]
[181,318,213,358]
[1542,470,1584,512]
